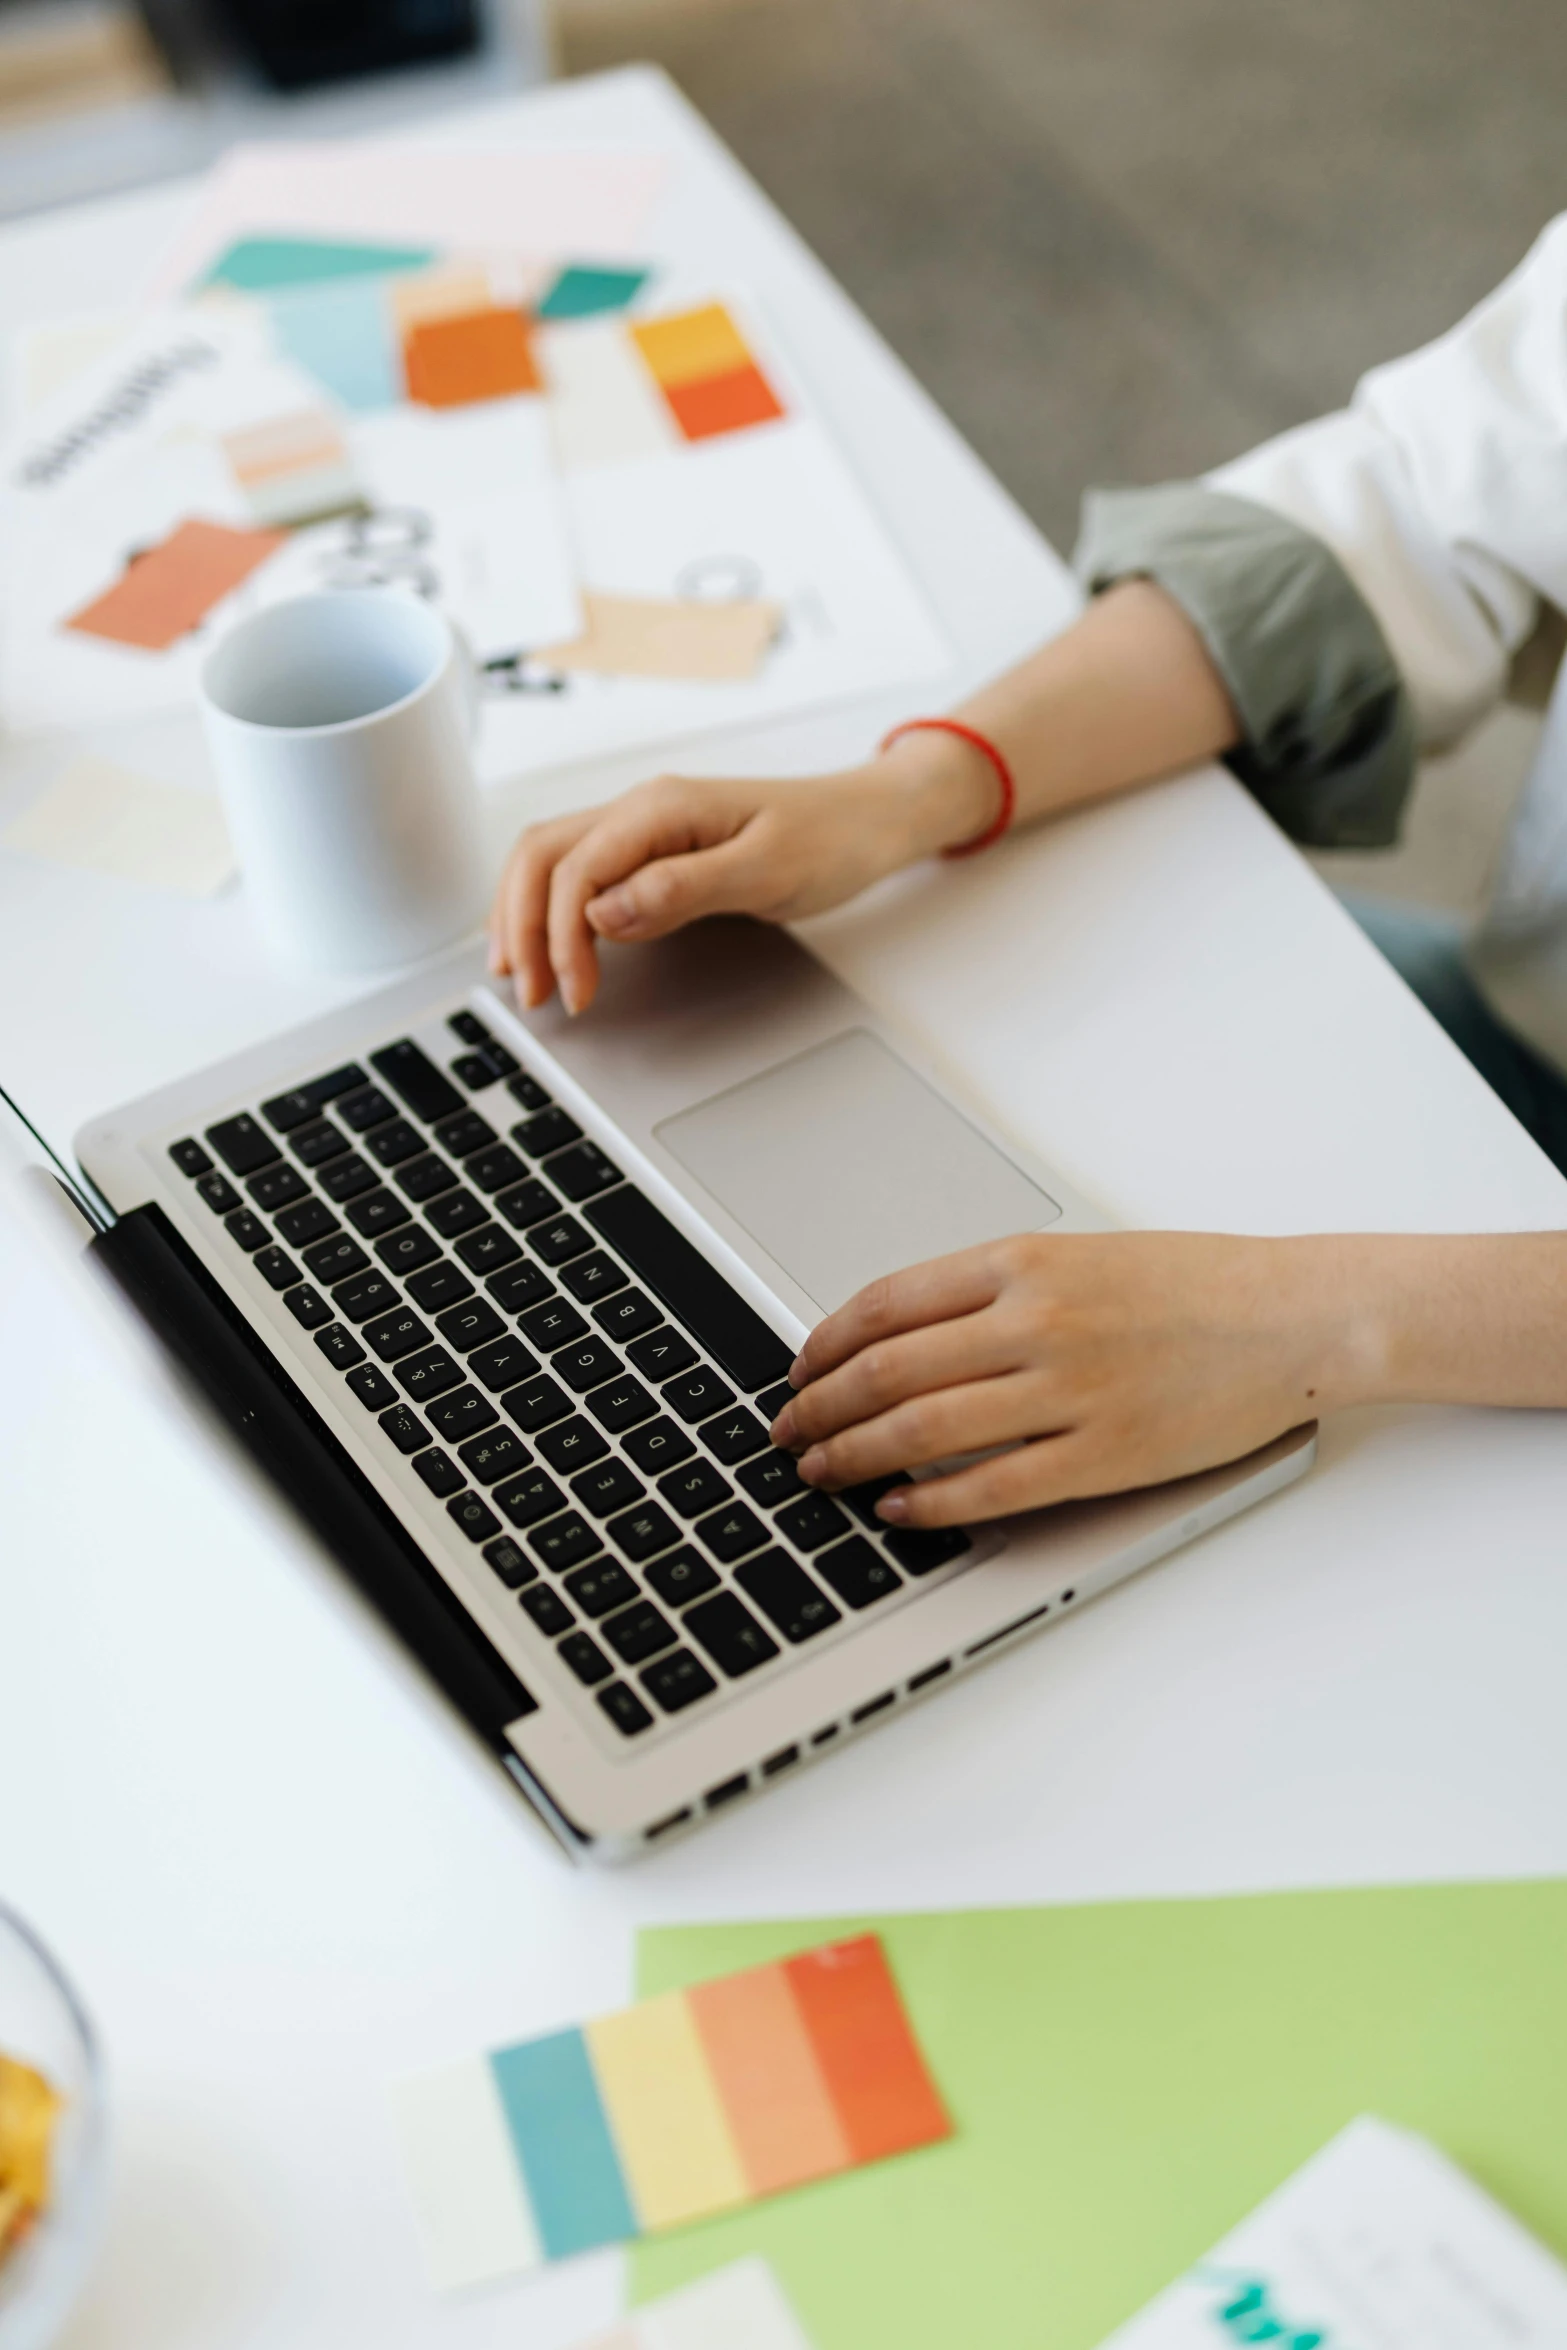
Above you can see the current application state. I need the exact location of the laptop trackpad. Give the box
[655,1029,1060,1313]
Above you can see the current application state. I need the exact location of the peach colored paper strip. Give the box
[65,518,286,651]
[688,1961,851,2199]
[539,592,778,682]
[784,1936,951,2166]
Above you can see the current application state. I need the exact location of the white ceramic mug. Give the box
[200,591,485,973]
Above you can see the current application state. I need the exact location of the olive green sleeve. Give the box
[1073,481,1418,849]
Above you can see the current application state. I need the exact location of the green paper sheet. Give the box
[632,1881,1567,2349]
[201,236,435,293]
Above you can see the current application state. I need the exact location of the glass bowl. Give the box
[0,1909,106,2350]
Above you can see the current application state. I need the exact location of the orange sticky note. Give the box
[65,519,287,652]
[404,306,540,408]
[663,362,785,443]
[784,1935,952,2165]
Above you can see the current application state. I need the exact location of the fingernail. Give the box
[560,977,581,1017]
[876,1490,910,1523]
[799,1446,827,1483]
[590,887,634,934]
[771,1405,796,1446]
[787,1353,807,1383]
[487,940,504,975]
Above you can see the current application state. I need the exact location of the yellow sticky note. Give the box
[586,1993,748,2231]
[631,303,752,392]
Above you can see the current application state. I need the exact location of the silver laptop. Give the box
[67,915,1313,1861]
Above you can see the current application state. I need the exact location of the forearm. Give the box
[874,578,1242,859]
[1300,1232,1567,1412]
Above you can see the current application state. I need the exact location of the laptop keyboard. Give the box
[165,1009,972,1743]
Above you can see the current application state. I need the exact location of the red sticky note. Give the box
[403,306,540,409]
[662,360,785,442]
[783,1934,952,2165]
[65,519,287,652]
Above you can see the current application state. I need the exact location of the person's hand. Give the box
[771,1231,1380,1524]
[488,736,996,1014]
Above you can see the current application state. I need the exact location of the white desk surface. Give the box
[3,64,1567,2350]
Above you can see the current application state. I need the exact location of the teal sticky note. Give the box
[488,2028,636,2259]
[269,279,400,412]
[203,236,436,293]
[537,264,651,320]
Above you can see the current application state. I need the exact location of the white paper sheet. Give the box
[1099,2116,1567,2349]
[573,2259,815,2350]
[1,756,234,897]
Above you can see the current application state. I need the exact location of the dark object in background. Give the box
[214,0,480,89]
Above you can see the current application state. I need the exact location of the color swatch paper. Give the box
[269,278,401,412]
[222,408,362,528]
[65,518,285,650]
[540,592,779,681]
[571,2258,815,2350]
[201,235,435,292]
[389,1935,949,2291]
[543,317,677,471]
[540,263,651,320]
[631,1884,1567,2350]
[403,305,540,409]
[2,756,235,897]
[631,303,787,445]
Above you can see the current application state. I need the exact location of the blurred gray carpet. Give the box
[560,0,1567,910]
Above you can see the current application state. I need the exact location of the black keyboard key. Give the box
[534,1515,604,1575]
[308,1234,372,1284]
[519,1298,588,1352]
[483,1535,534,1588]
[816,1535,903,1609]
[659,1459,731,1519]
[843,1474,912,1527]
[397,1347,464,1403]
[528,1214,591,1266]
[607,1502,679,1563]
[778,1493,851,1553]
[560,1250,626,1305]
[736,1549,842,1643]
[437,1298,505,1351]
[640,1647,718,1714]
[225,1208,269,1252]
[623,1416,695,1474]
[371,1040,464,1123]
[699,1407,770,1465]
[275,1198,340,1248]
[501,1374,573,1433]
[253,1247,301,1292]
[364,1307,432,1363]
[366,1117,425,1167]
[538,1417,610,1475]
[758,1380,798,1420]
[427,1188,486,1238]
[515,1105,582,1158]
[396,1152,458,1203]
[347,1189,411,1238]
[477,1043,520,1080]
[196,1171,241,1214]
[588,1187,793,1392]
[521,1583,574,1636]
[508,1071,552,1114]
[645,1546,721,1608]
[378,1401,427,1451]
[459,1426,530,1485]
[469,1335,538,1392]
[466,1144,527,1194]
[559,1631,613,1685]
[684,1591,779,1679]
[317,1153,376,1203]
[432,1110,497,1158]
[883,1525,973,1574]
[495,1178,559,1230]
[572,1457,644,1517]
[563,1556,637,1615]
[594,1292,661,1344]
[738,1449,807,1509]
[314,1321,365,1369]
[338,1084,398,1134]
[602,1601,676,1666]
[449,1010,491,1048]
[290,1118,349,1168]
[456,1225,522,1276]
[407,1260,474,1311]
[598,1682,654,1736]
[496,1468,566,1529]
[453,1049,501,1091]
[448,1490,501,1543]
[413,1448,464,1497]
[206,1113,280,1175]
[664,1367,734,1423]
[549,1142,622,1202]
[348,1364,399,1411]
[586,1375,656,1433]
[262,1065,366,1131]
[375,1223,439,1273]
[426,1385,499,1443]
[334,1271,401,1324]
[557,1337,622,1393]
[169,1137,213,1177]
[696,1501,768,1563]
[247,1162,309,1211]
[625,1325,697,1380]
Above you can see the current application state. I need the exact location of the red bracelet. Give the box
[879,717,1016,857]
